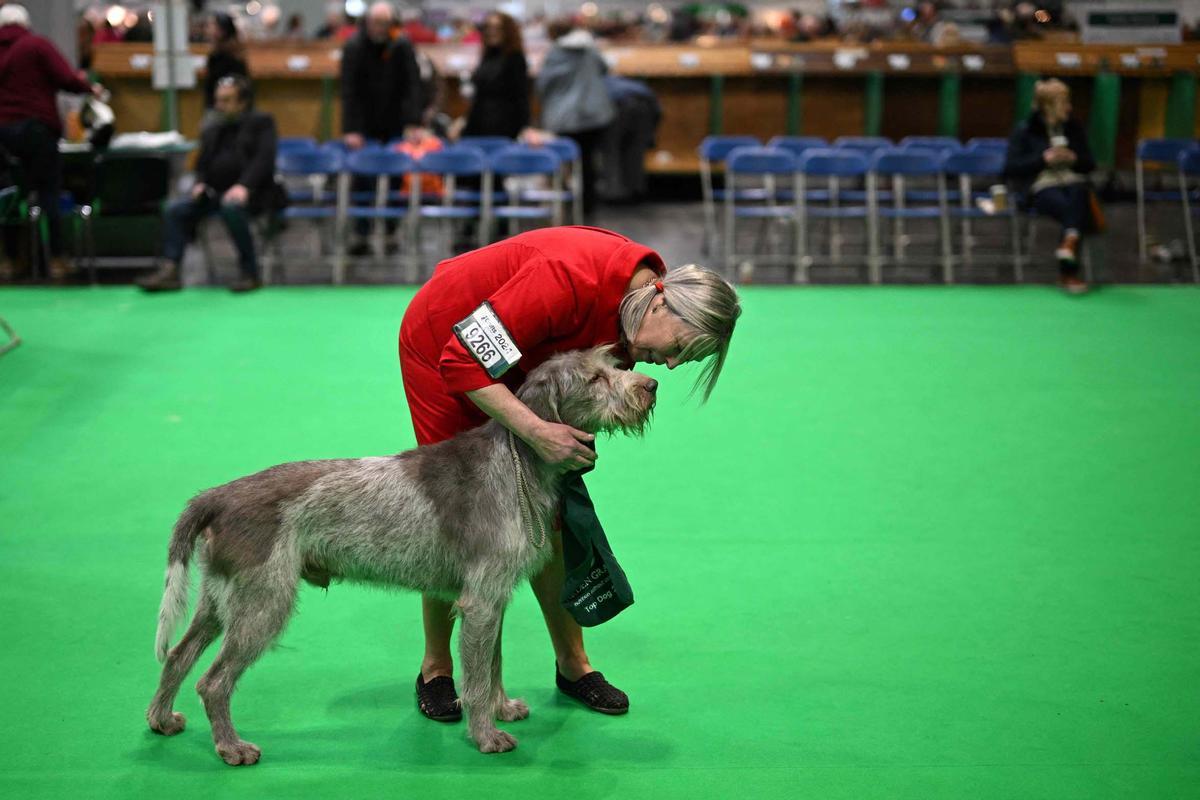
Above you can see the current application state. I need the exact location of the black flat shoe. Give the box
[415,673,462,722]
[555,666,629,715]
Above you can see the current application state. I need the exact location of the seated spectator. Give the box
[392,127,443,197]
[138,76,278,293]
[1004,79,1099,295]
[0,3,101,283]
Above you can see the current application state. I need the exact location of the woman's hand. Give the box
[1043,146,1076,166]
[523,420,596,473]
[465,383,596,473]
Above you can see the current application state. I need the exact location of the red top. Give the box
[401,226,666,395]
[0,25,91,132]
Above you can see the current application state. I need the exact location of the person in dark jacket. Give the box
[1004,78,1098,294]
[340,2,423,148]
[202,12,248,110]
[339,1,424,252]
[599,76,661,202]
[458,12,529,140]
[0,4,101,282]
[138,76,277,293]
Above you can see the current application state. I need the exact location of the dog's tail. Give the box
[155,492,218,663]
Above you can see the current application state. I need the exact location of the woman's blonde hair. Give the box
[619,265,741,401]
[1032,78,1069,113]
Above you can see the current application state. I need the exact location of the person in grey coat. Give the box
[535,22,614,217]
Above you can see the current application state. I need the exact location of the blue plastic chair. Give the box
[899,137,964,202]
[765,137,831,202]
[338,148,416,281]
[966,137,1008,153]
[488,145,562,237]
[722,146,801,280]
[868,148,950,283]
[278,148,340,205]
[699,135,762,255]
[322,138,382,153]
[796,148,872,282]
[833,137,894,203]
[900,136,963,155]
[767,136,828,158]
[1136,138,1197,261]
[942,149,1023,281]
[272,148,343,282]
[832,136,893,156]
[527,138,583,226]
[459,136,516,155]
[1179,146,1200,282]
[413,145,490,264]
[278,137,318,155]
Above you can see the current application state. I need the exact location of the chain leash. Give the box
[507,430,547,549]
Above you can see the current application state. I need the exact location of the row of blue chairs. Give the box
[1135,138,1200,280]
[708,138,1017,283]
[260,139,582,284]
[706,134,1200,283]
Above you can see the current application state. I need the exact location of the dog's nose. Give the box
[644,379,658,394]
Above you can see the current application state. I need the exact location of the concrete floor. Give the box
[189,198,1197,287]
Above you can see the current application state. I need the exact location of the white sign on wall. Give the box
[1072,2,1183,44]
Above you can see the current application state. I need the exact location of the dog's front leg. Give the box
[457,593,516,753]
[489,616,529,722]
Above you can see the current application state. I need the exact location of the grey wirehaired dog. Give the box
[145,346,657,765]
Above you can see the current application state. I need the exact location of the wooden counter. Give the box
[91,40,1200,172]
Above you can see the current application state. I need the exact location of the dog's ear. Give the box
[516,372,562,423]
[589,344,618,368]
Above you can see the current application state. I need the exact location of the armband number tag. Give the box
[453,301,522,379]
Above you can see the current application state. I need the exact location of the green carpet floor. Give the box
[1,285,1197,799]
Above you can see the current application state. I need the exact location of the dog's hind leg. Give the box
[457,592,516,753]
[195,566,298,766]
[489,617,529,723]
[147,589,222,735]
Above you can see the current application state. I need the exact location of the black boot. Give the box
[136,261,182,292]
[229,274,262,293]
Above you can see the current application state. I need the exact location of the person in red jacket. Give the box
[0,4,101,282]
[400,225,740,720]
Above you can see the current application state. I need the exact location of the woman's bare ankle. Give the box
[421,658,455,681]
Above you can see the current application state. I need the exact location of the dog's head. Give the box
[517,346,657,436]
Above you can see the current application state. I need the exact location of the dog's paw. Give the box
[216,739,262,766]
[147,711,186,736]
[496,698,530,722]
[473,727,518,754]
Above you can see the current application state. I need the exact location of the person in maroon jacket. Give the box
[0,4,101,281]
[399,226,741,720]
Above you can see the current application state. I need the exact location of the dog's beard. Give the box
[580,385,655,437]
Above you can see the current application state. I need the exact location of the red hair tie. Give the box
[654,280,664,293]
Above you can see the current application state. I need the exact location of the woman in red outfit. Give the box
[400,226,740,720]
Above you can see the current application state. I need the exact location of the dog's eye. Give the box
[588,372,604,384]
